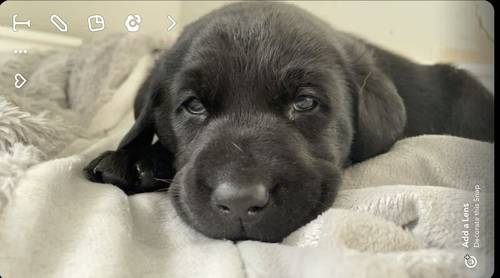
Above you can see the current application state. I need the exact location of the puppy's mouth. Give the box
[226,220,251,241]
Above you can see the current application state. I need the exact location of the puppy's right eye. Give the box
[293,95,318,112]
[183,98,206,115]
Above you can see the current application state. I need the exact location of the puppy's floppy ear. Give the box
[347,50,407,163]
[84,63,174,193]
[117,70,159,152]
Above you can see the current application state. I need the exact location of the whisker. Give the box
[154,187,170,192]
[231,141,244,153]
[154,178,173,184]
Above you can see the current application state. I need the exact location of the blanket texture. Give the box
[0,34,494,278]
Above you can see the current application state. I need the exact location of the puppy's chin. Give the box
[191,219,293,243]
[173,199,316,243]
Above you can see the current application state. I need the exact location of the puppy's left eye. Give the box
[293,96,318,112]
[183,98,206,115]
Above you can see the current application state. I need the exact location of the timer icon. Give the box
[125,15,141,32]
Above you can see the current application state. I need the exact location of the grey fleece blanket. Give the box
[0,34,494,278]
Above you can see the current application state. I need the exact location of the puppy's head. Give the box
[123,3,405,242]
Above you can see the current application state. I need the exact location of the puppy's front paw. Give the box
[84,150,138,194]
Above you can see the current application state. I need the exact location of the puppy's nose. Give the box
[212,182,269,219]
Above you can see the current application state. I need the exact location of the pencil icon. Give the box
[50,15,68,32]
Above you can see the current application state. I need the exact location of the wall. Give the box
[178,1,494,65]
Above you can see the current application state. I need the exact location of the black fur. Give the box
[84,2,494,242]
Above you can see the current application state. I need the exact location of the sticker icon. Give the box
[88,15,105,32]
[50,15,68,32]
[124,14,141,32]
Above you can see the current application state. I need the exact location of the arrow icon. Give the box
[167,15,176,31]
[14,73,27,89]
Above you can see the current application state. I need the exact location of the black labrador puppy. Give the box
[85,2,494,242]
